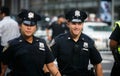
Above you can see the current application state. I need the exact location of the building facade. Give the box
[0,0,120,21]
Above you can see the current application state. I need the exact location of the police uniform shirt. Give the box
[50,32,102,75]
[2,35,54,76]
[0,16,20,46]
[47,21,68,39]
[109,25,120,42]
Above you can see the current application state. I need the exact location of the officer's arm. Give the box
[109,39,118,51]
[43,64,50,76]
[46,62,61,76]
[109,39,119,62]
[0,63,8,76]
[94,63,103,76]
[46,28,52,41]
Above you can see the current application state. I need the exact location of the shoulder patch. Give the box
[2,44,9,52]
[49,39,55,47]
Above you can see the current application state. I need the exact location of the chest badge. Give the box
[83,42,88,48]
[83,42,88,51]
[39,42,45,51]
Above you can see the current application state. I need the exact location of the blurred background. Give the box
[0,0,119,22]
[0,0,119,76]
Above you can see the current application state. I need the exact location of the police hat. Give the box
[17,10,41,25]
[65,8,87,22]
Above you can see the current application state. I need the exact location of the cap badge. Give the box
[28,12,34,19]
[75,10,80,17]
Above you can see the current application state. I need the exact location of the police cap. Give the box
[65,8,87,22]
[17,10,41,25]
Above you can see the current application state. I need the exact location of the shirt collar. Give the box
[18,35,39,43]
[3,16,11,19]
[67,32,85,41]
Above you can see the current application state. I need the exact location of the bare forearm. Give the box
[47,62,61,76]
[46,29,50,37]
[0,63,8,76]
[109,40,118,51]
[94,63,103,76]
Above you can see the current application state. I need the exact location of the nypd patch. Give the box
[2,44,9,52]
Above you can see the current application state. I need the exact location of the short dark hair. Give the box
[57,15,65,18]
[0,6,10,16]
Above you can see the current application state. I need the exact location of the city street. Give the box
[100,51,114,76]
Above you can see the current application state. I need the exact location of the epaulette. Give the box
[2,38,19,52]
[49,33,66,47]
[82,33,94,43]
[8,37,22,46]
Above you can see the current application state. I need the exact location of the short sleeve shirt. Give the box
[50,32,102,75]
[2,35,54,76]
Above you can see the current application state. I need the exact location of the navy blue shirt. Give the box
[51,32,102,76]
[2,35,54,76]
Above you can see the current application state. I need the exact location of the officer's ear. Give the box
[66,20,70,27]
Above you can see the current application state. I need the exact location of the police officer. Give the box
[0,10,61,76]
[109,21,120,76]
[50,8,103,76]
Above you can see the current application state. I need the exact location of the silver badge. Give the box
[83,42,88,48]
[28,12,34,19]
[75,10,80,17]
[83,42,88,51]
[39,42,45,51]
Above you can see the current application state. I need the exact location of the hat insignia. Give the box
[28,12,34,19]
[75,10,80,17]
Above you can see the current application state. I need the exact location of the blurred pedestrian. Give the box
[50,8,103,76]
[46,15,69,42]
[0,6,20,73]
[0,10,61,76]
[109,21,120,76]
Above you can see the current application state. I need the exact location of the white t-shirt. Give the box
[0,16,20,46]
